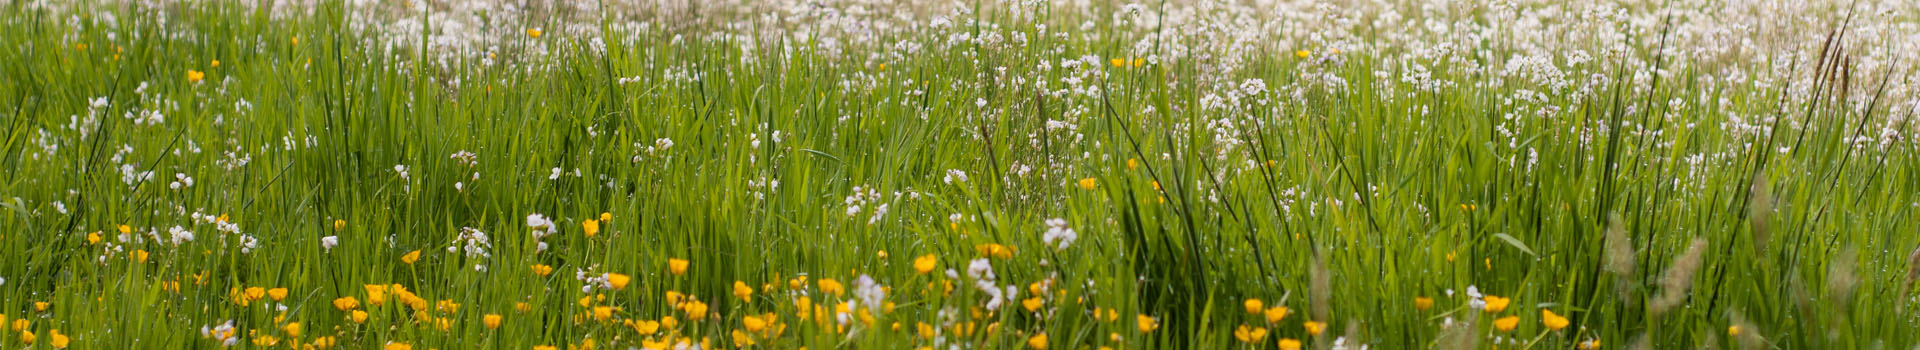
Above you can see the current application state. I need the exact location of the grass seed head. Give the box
[1604,213,1638,301]
[1650,238,1708,316]
[1748,176,1773,254]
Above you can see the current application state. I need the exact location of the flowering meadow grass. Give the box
[3,0,1920,348]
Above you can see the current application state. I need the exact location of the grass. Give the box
[0,0,1917,348]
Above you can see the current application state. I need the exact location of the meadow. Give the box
[2,0,1919,348]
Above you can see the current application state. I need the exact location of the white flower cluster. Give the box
[447,227,492,259]
[169,173,195,190]
[843,185,888,225]
[1041,218,1077,251]
[200,320,239,346]
[964,258,1019,312]
[846,275,887,328]
[943,169,968,185]
[449,150,479,167]
[527,213,557,252]
[1463,285,1485,310]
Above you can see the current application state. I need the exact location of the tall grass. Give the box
[1,0,1917,348]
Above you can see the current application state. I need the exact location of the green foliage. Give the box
[0,1,1914,349]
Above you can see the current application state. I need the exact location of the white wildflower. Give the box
[944,169,968,184]
[854,275,886,312]
[1041,218,1077,251]
[527,213,557,238]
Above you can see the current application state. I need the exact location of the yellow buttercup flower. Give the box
[640,340,669,349]
[1243,299,1264,314]
[915,322,937,338]
[683,300,709,320]
[1304,321,1325,336]
[1295,50,1311,58]
[582,219,600,237]
[593,306,614,322]
[1233,325,1267,343]
[401,250,421,265]
[383,342,412,350]
[484,314,503,329]
[1542,309,1570,331]
[743,315,768,332]
[1483,295,1510,313]
[913,254,937,274]
[1414,296,1434,311]
[364,285,390,305]
[1077,177,1097,190]
[819,278,845,296]
[526,28,542,38]
[333,219,346,231]
[607,273,632,290]
[50,329,70,348]
[794,296,814,320]
[1264,306,1290,323]
[268,288,289,301]
[1027,332,1048,349]
[187,70,205,83]
[532,264,554,276]
[668,258,690,275]
[1021,297,1044,312]
[976,244,1016,259]
[733,281,754,301]
[633,320,660,335]
[1137,314,1158,332]
[1493,315,1520,332]
[312,336,337,349]
[1278,338,1302,350]
[731,329,757,347]
[332,296,360,311]
[282,322,303,337]
[350,310,369,323]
